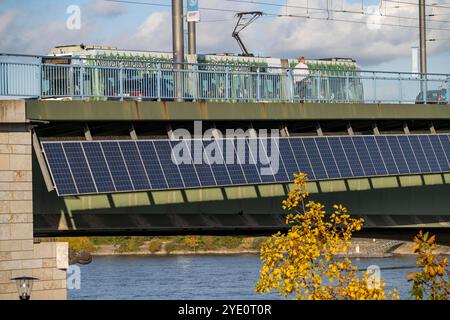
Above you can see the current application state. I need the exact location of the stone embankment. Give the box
[84,238,450,259]
[70,239,450,264]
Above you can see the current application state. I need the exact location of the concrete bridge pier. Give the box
[0,101,67,300]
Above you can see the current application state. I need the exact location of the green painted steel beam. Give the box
[26,100,450,121]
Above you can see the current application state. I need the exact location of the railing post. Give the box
[119,62,124,101]
[38,57,43,99]
[80,63,84,99]
[345,72,349,102]
[157,63,161,101]
[423,74,428,104]
[398,73,402,104]
[373,72,377,103]
[317,74,321,102]
[225,66,230,101]
[191,64,197,102]
[256,67,261,101]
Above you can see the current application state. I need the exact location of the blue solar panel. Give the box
[374,136,398,175]
[407,135,430,173]
[302,138,327,179]
[171,140,201,188]
[327,137,353,177]
[42,134,450,196]
[363,136,388,176]
[137,141,168,190]
[203,140,232,186]
[152,140,185,189]
[352,136,376,177]
[222,139,247,185]
[238,139,261,184]
[288,138,315,180]
[340,136,365,177]
[63,142,97,194]
[429,135,450,172]
[270,138,290,183]
[386,136,410,174]
[118,141,151,191]
[396,135,420,174]
[43,143,78,195]
[191,140,217,187]
[315,138,340,179]
[277,138,300,181]
[101,142,134,191]
[438,135,450,168]
[259,138,288,183]
[255,138,277,183]
[419,135,441,172]
[82,143,116,193]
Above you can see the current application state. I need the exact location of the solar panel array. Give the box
[41,134,450,196]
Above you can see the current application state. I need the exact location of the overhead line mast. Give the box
[172,0,184,101]
[419,0,427,74]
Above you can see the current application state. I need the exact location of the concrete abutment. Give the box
[0,100,67,300]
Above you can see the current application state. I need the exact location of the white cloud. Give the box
[0,10,94,54]
[87,0,126,18]
[0,11,17,38]
[117,11,173,51]
[113,0,256,53]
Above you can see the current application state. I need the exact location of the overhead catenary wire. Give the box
[105,0,450,25]
[269,11,450,31]
[105,0,450,32]
[224,0,450,24]
[104,0,241,14]
[383,0,450,9]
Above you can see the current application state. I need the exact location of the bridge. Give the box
[1,55,450,299]
[1,54,450,239]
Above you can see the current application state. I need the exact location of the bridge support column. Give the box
[429,122,436,134]
[372,122,380,135]
[0,101,67,300]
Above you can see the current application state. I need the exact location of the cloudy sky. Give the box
[1,0,450,72]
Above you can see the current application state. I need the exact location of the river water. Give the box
[68,254,418,300]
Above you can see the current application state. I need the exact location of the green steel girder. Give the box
[26,100,450,122]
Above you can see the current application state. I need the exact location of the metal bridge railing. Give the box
[0,53,449,104]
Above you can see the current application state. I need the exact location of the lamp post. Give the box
[11,277,38,300]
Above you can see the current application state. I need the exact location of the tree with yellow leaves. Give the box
[255,173,398,300]
[408,231,450,300]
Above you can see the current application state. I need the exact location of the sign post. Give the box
[187,0,199,55]
[187,0,200,22]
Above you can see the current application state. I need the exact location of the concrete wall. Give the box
[0,100,67,300]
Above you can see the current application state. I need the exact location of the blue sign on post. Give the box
[187,0,200,22]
